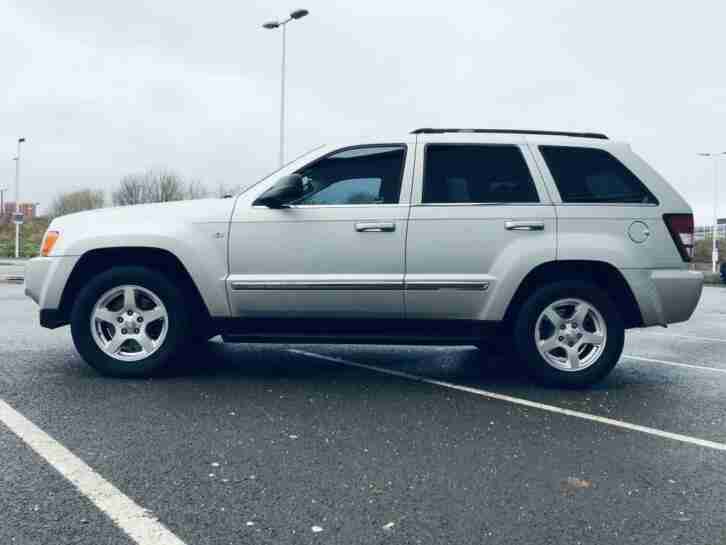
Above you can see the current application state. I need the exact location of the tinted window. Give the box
[422,145,539,204]
[294,145,406,205]
[540,146,658,204]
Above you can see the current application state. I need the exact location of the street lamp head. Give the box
[290,8,309,19]
[18,137,25,143]
[262,21,280,29]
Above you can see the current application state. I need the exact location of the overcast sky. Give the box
[2,0,725,223]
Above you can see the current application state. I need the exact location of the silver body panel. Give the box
[25,256,79,308]
[404,134,557,320]
[228,140,415,318]
[28,132,702,329]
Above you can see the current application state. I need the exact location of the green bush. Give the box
[693,238,724,263]
[0,217,51,258]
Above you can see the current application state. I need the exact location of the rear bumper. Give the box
[622,269,703,327]
[25,256,79,328]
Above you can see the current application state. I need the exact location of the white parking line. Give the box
[623,354,726,374]
[290,349,726,453]
[0,399,188,545]
[629,331,726,344]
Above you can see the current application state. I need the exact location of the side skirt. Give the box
[214,318,502,346]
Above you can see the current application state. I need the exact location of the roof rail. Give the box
[410,128,609,140]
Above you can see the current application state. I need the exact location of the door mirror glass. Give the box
[253,174,304,208]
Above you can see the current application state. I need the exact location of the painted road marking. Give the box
[0,399,187,545]
[630,331,726,344]
[291,349,726,453]
[623,354,726,374]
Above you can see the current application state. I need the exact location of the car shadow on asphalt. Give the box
[161,341,524,384]
[152,341,634,401]
[41,338,631,396]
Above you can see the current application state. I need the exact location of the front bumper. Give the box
[24,256,80,328]
[24,256,50,304]
[622,269,704,327]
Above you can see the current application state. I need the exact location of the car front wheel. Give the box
[513,281,625,388]
[71,266,191,377]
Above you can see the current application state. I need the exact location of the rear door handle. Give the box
[355,222,396,232]
[505,221,545,231]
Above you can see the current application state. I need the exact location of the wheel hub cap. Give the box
[562,323,579,344]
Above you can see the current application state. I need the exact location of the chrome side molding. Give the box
[231,281,402,291]
[231,280,490,291]
[405,281,490,291]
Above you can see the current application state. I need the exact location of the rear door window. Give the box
[540,146,658,204]
[422,144,540,204]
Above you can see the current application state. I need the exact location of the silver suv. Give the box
[25,128,703,387]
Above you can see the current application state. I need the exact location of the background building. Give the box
[2,202,38,219]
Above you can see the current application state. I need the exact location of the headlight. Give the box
[40,230,60,256]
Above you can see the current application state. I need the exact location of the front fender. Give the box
[60,228,230,317]
[47,200,236,318]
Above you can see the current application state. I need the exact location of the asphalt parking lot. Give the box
[1,284,726,545]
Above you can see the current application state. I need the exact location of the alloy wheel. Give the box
[534,298,607,372]
[89,285,169,362]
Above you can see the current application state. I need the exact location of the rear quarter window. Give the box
[540,146,658,205]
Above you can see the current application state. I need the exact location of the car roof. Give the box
[327,132,625,150]
[410,128,609,139]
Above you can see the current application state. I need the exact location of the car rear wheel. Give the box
[71,266,191,377]
[513,281,624,388]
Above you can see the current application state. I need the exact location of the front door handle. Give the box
[355,222,396,232]
[505,221,545,231]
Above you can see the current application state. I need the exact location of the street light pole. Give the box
[698,152,726,273]
[0,188,6,217]
[279,22,286,168]
[262,9,309,167]
[14,137,25,259]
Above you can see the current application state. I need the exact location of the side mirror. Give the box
[253,174,304,208]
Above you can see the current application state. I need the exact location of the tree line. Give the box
[47,169,237,218]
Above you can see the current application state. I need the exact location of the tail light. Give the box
[663,214,694,262]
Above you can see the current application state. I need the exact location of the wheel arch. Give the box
[58,247,211,327]
[503,260,644,329]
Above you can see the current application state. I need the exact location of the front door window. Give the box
[294,145,406,205]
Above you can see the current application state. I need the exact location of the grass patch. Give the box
[0,218,51,258]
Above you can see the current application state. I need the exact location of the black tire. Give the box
[513,281,624,388]
[70,266,192,378]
